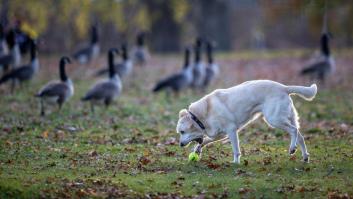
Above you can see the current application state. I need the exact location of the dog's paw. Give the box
[289,146,297,155]
[303,157,309,163]
[303,154,310,163]
[232,155,241,164]
[232,159,240,164]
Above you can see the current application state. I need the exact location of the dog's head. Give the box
[176,109,204,147]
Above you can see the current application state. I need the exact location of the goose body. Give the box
[95,44,133,79]
[82,48,122,112]
[203,41,219,88]
[73,26,100,64]
[300,33,335,82]
[36,57,73,116]
[153,48,193,93]
[191,38,205,88]
[0,40,39,91]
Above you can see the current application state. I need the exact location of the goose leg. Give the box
[40,99,45,116]
[90,102,95,113]
[104,98,111,109]
[10,79,15,94]
[57,98,64,112]
[58,102,63,111]
[3,64,9,73]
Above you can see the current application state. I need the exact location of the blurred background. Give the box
[1,0,352,53]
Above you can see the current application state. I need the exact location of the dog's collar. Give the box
[187,110,206,130]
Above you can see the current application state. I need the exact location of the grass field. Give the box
[0,50,352,198]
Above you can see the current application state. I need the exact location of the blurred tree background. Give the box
[0,0,352,53]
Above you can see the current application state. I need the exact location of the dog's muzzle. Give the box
[180,137,203,147]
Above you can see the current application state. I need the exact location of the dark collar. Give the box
[187,110,206,130]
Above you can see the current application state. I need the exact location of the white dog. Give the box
[176,80,317,163]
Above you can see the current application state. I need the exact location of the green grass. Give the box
[0,52,352,198]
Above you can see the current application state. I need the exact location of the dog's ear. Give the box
[179,109,188,118]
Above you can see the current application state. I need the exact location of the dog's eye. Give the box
[180,131,185,135]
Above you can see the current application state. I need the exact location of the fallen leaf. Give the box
[239,187,252,194]
[42,131,49,139]
[88,150,98,157]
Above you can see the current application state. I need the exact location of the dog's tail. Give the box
[286,84,317,101]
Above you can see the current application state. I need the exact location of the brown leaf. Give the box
[139,156,151,165]
[88,150,98,157]
[207,162,221,170]
[327,192,350,199]
[5,140,13,146]
[244,159,249,166]
[263,156,272,165]
[238,187,252,194]
[164,151,176,156]
[289,155,297,161]
[42,131,49,139]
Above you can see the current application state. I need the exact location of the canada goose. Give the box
[191,38,205,88]
[132,32,149,66]
[153,47,193,94]
[0,30,21,72]
[202,41,219,88]
[0,24,9,56]
[73,25,100,64]
[0,39,39,92]
[95,44,133,79]
[35,57,73,116]
[300,33,335,82]
[300,1,334,83]
[82,48,122,112]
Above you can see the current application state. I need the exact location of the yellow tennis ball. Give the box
[188,152,200,162]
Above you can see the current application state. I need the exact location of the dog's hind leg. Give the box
[297,131,310,162]
[263,98,299,156]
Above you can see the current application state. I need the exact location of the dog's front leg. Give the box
[227,130,241,164]
[193,135,227,155]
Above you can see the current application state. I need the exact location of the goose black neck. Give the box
[206,44,213,64]
[108,51,115,78]
[0,24,4,39]
[137,34,144,47]
[7,31,16,49]
[122,46,128,60]
[91,27,98,44]
[194,45,201,62]
[59,59,68,81]
[320,33,330,56]
[183,49,190,68]
[30,42,37,61]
